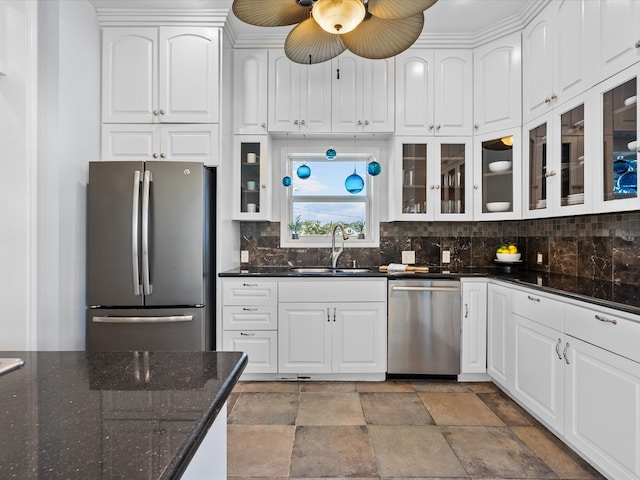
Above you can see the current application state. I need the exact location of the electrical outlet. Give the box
[401,250,416,264]
[240,250,249,263]
[537,252,543,264]
[442,250,451,264]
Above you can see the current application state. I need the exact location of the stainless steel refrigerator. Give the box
[86,161,215,351]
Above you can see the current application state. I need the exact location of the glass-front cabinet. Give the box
[473,129,521,220]
[594,66,639,213]
[233,135,270,220]
[392,137,472,220]
[524,96,590,218]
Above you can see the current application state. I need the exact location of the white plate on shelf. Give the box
[486,201,511,212]
[488,161,512,173]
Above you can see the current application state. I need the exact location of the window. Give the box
[280,150,379,248]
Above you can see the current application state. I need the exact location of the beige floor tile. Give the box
[478,392,539,427]
[418,392,505,426]
[290,425,377,477]
[357,381,415,392]
[242,381,300,393]
[512,426,606,479]
[228,392,299,425]
[300,381,356,393]
[227,392,241,414]
[227,425,295,477]
[232,382,245,393]
[442,426,556,478]
[369,425,468,478]
[465,381,501,393]
[412,381,471,393]
[360,392,434,425]
[296,392,365,425]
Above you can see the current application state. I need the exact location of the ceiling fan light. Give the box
[313,0,366,34]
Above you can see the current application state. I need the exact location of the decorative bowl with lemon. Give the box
[496,244,521,262]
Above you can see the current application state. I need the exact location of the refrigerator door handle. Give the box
[132,170,142,296]
[92,315,194,324]
[142,170,153,296]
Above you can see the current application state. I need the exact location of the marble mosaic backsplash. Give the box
[239,211,640,285]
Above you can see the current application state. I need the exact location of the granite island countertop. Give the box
[220,266,640,317]
[0,350,247,480]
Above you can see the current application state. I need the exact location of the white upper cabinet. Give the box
[233,50,268,134]
[522,1,594,124]
[473,33,522,135]
[596,0,640,82]
[332,53,394,133]
[268,50,332,133]
[102,27,219,124]
[396,49,472,136]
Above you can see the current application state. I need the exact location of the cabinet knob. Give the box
[436,124,441,130]
[635,40,640,48]
[293,120,299,125]
[474,124,479,130]
[152,153,158,158]
[364,120,369,126]
[435,185,440,189]
[261,183,267,189]
[153,110,159,116]
[261,123,266,128]
[357,120,363,126]
[159,109,165,115]
[301,120,306,125]
[544,97,551,103]
[473,184,479,190]
[428,124,434,130]
[160,153,166,159]
[550,94,557,101]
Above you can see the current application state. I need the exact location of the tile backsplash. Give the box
[239,211,640,285]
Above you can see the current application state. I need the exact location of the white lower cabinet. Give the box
[460,281,487,376]
[278,279,387,377]
[487,283,513,390]
[222,330,277,375]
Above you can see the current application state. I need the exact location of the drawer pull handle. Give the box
[242,283,258,287]
[527,295,541,302]
[595,314,617,325]
[327,307,330,322]
[240,332,256,336]
[242,307,258,312]
[555,338,563,360]
[563,342,570,365]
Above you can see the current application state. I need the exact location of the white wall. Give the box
[0,1,37,350]
[37,0,100,350]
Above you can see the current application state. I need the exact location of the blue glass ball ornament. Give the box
[282,176,292,187]
[325,147,337,160]
[367,160,382,176]
[296,164,311,179]
[345,170,364,194]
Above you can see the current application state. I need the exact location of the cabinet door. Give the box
[392,138,431,219]
[395,50,432,135]
[487,283,513,391]
[434,139,473,220]
[101,124,159,161]
[160,124,218,165]
[473,128,522,220]
[523,116,552,218]
[102,27,158,123]
[461,282,487,375]
[232,136,270,220]
[512,314,565,434]
[299,61,333,133]
[278,303,331,374]
[158,27,219,123]
[565,336,640,480]
[597,0,640,81]
[361,57,394,132]
[332,303,386,374]
[473,32,522,134]
[233,50,268,134]
[331,54,362,132]
[223,330,277,374]
[223,305,277,331]
[523,9,554,123]
[434,50,473,136]
[268,52,302,132]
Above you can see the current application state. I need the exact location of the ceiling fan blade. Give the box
[367,0,438,20]
[232,0,311,27]
[285,18,346,64]
[342,13,424,60]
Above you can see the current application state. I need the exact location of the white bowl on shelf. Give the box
[488,161,512,173]
[486,201,511,212]
[496,253,521,262]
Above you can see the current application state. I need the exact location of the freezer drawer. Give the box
[86,307,209,351]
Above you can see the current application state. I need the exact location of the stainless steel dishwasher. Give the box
[387,279,461,377]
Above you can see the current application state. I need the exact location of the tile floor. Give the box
[226,380,605,479]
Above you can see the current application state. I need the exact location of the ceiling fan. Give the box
[232,0,439,64]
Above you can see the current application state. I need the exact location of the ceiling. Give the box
[89,0,548,47]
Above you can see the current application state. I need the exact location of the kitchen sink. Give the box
[290,267,373,274]
[0,358,25,376]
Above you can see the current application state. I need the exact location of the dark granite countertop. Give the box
[0,350,247,480]
[220,266,640,317]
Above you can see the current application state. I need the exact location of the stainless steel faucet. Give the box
[330,224,349,268]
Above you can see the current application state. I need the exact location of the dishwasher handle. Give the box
[390,285,460,292]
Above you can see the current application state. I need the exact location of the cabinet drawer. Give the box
[222,280,277,305]
[222,330,277,374]
[278,279,387,303]
[223,305,277,330]
[565,303,640,364]
[512,288,564,331]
